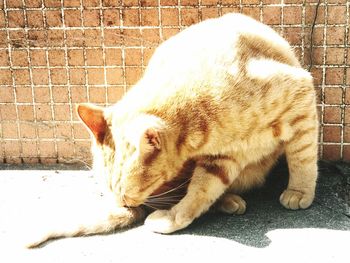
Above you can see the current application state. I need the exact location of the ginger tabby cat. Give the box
[28,13,318,247]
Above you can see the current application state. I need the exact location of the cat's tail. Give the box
[26,206,145,249]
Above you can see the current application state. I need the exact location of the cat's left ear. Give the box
[141,128,161,151]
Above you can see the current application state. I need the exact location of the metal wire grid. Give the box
[0,0,348,163]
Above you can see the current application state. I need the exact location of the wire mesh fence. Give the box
[0,0,349,164]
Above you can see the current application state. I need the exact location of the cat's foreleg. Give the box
[280,117,318,210]
[145,158,240,233]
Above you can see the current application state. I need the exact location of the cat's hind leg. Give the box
[215,146,284,215]
[280,105,318,210]
[145,156,241,233]
[248,59,318,210]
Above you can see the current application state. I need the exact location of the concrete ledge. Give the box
[0,161,349,262]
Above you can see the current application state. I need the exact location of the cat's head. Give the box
[77,103,176,208]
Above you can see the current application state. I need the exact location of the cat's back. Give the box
[144,13,299,78]
[123,13,305,118]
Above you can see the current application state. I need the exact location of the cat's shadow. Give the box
[174,160,350,248]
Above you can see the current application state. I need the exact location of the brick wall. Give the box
[0,0,349,164]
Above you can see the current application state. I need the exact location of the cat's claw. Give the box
[144,209,192,234]
[280,189,314,210]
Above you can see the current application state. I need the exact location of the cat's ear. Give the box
[141,128,161,151]
[76,103,107,144]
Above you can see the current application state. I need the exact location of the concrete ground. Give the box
[0,160,349,263]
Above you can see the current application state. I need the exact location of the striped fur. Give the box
[28,13,318,247]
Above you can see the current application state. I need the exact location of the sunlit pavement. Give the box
[0,161,349,263]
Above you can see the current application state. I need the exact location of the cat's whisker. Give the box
[148,185,187,198]
[147,195,184,201]
[145,202,181,208]
[143,202,159,210]
[148,194,186,199]
[147,195,181,204]
[146,197,183,203]
[144,200,180,209]
[147,197,182,203]
[148,178,191,198]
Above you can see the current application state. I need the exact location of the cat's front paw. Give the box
[280,189,314,210]
[215,193,246,215]
[144,209,192,234]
